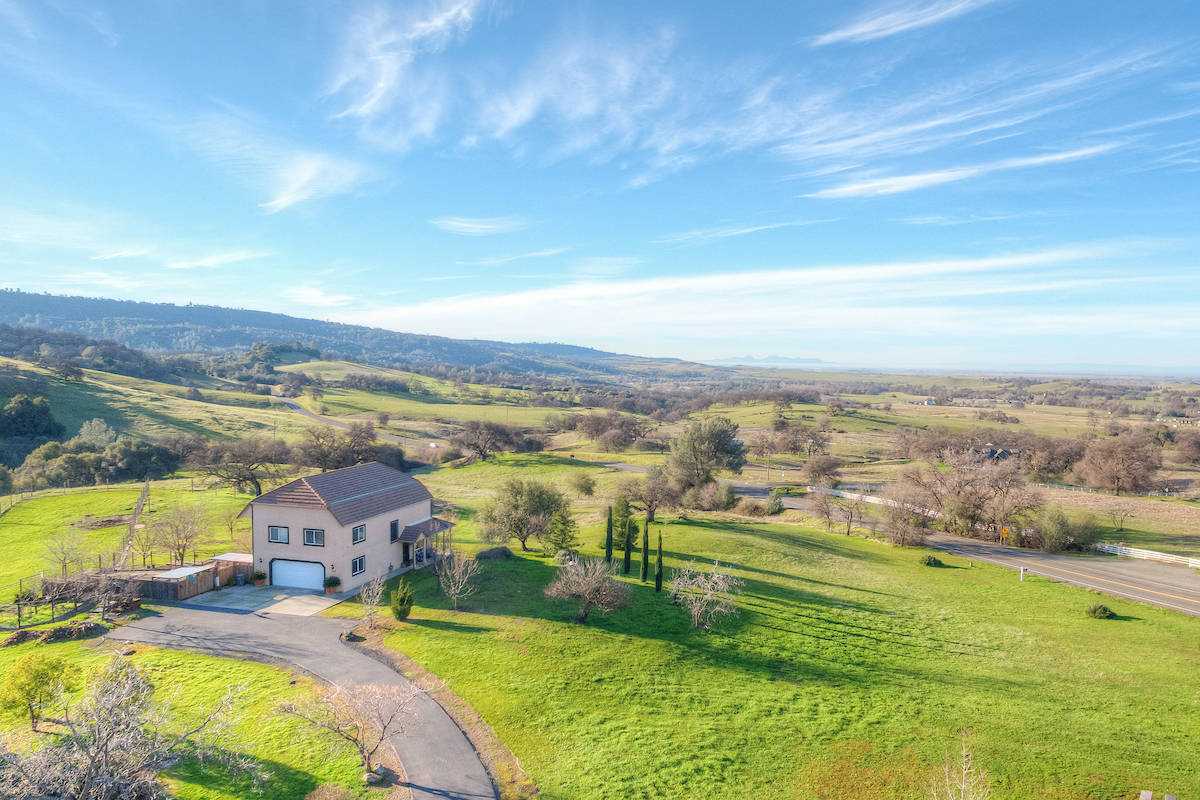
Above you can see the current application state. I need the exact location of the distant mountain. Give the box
[0,289,723,380]
[704,355,828,368]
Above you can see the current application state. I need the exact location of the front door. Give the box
[402,542,411,566]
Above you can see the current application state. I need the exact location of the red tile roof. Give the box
[241,462,432,526]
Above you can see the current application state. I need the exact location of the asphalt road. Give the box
[607,462,1200,618]
[108,607,496,800]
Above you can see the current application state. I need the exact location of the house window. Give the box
[303,528,325,547]
[267,526,289,544]
[352,525,366,544]
[351,555,365,575]
[389,520,399,542]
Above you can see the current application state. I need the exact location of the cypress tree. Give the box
[640,521,649,581]
[654,531,663,592]
[622,519,632,574]
[604,506,613,564]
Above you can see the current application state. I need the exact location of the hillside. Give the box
[0,290,726,381]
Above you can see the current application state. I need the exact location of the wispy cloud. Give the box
[807,143,1119,198]
[654,219,834,245]
[0,0,37,38]
[282,286,356,307]
[90,247,151,261]
[1094,109,1200,135]
[570,256,644,277]
[812,0,996,46]
[165,250,271,270]
[429,215,529,235]
[325,0,480,149]
[455,247,567,266]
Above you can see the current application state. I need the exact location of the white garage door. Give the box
[270,560,325,590]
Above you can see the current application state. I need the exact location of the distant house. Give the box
[239,462,453,592]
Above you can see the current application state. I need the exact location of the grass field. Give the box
[0,638,367,799]
[0,481,253,590]
[319,455,1200,800]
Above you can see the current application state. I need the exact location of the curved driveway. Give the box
[107,606,496,800]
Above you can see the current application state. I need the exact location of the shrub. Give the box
[920,554,944,567]
[1041,508,1101,553]
[715,482,737,510]
[476,546,513,560]
[250,570,267,581]
[765,488,784,515]
[737,498,767,517]
[567,472,596,497]
[323,576,342,589]
[390,579,414,620]
[305,786,355,800]
[1087,603,1115,619]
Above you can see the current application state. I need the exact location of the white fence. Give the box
[1093,543,1200,569]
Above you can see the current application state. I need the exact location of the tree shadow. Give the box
[165,746,331,799]
[407,616,496,635]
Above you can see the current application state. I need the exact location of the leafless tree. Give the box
[153,502,209,565]
[358,573,386,634]
[199,436,291,496]
[450,420,521,462]
[0,656,255,800]
[622,465,680,525]
[809,491,835,532]
[669,561,744,631]
[280,682,421,774]
[835,496,863,535]
[930,735,991,800]
[882,482,934,546]
[544,557,631,623]
[1073,434,1160,495]
[44,530,88,577]
[1104,503,1136,532]
[131,522,160,569]
[436,550,480,610]
[801,454,841,487]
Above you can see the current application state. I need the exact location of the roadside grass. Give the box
[0,482,253,590]
[0,640,367,799]
[360,480,1200,799]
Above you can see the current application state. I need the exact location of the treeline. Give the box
[0,324,175,381]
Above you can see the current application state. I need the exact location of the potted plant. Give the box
[324,575,342,595]
[251,570,267,587]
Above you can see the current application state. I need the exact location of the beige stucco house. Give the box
[239,461,453,593]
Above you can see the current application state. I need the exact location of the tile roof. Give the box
[241,462,432,526]
[398,517,454,543]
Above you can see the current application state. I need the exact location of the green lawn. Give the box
[0,481,253,590]
[0,638,367,799]
[341,461,1200,800]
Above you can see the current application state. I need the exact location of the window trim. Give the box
[267,525,289,544]
[351,555,365,575]
[352,524,366,544]
[303,528,325,547]
[389,520,399,543]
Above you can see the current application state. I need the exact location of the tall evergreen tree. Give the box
[654,531,663,592]
[640,521,649,582]
[604,506,613,564]
[622,519,632,575]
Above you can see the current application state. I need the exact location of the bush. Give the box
[736,498,767,517]
[920,554,944,567]
[250,570,267,581]
[1041,508,1101,553]
[567,472,596,497]
[1087,603,1115,619]
[715,482,737,510]
[476,546,513,560]
[305,786,355,800]
[390,579,414,620]
[323,576,342,589]
[765,488,784,515]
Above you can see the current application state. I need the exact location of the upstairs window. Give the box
[389,520,399,542]
[352,525,366,544]
[267,526,289,544]
[303,528,325,547]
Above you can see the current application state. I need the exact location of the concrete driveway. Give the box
[107,606,496,800]
[180,585,339,616]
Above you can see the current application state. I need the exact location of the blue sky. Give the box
[1,0,1198,370]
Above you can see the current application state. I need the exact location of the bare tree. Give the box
[801,454,842,487]
[1104,503,1135,532]
[450,420,521,462]
[930,735,991,800]
[0,656,255,800]
[436,550,480,610]
[199,436,291,496]
[280,682,421,775]
[835,497,863,535]
[882,482,935,546]
[544,557,632,623]
[669,561,744,631]
[358,573,386,635]
[1073,434,1160,495]
[130,522,160,569]
[809,491,835,532]
[153,502,210,566]
[44,530,88,577]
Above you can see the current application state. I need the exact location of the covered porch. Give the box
[395,517,454,569]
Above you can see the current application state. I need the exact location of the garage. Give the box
[270,559,325,590]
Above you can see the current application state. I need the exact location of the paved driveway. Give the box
[180,585,339,615]
[107,607,495,800]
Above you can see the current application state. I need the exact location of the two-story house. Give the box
[239,461,453,593]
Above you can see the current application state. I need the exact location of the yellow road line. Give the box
[1010,557,1200,607]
